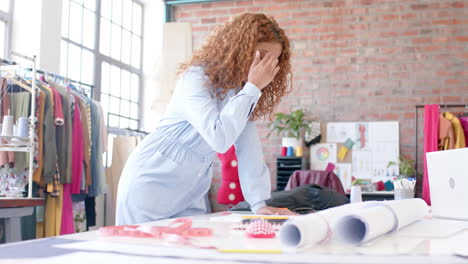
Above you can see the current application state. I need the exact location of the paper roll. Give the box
[334,198,429,245]
[279,199,428,248]
[279,202,375,248]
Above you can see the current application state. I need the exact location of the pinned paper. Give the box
[338,138,355,161]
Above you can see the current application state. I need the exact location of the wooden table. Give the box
[0,198,45,243]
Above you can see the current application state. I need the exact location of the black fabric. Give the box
[230,184,349,212]
[85,196,96,229]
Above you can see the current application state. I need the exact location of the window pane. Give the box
[121,69,130,99]
[120,117,129,129]
[109,114,119,127]
[130,120,138,129]
[112,0,123,25]
[0,0,9,12]
[82,9,95,49]
[0,21,5,58]
[99,18,111,56]
[120,100,129,118]
[130,73,139,102]
[131,35,140,68]
[130,102,138,119]
[111,23,122,60]
[110,65,121,97]
[101,0,111,19]
[83,0,95,11]
[68,43,82,81]
[61,0,69,38]
[69,1,83,44]
[109,96,120,114]
[101,62,110,94]
[121,29,131,65]
[60,41,68,77]
[122,0,132,30]
[132,2,142,36]
[73,0,83,4]
[81,49,94,85]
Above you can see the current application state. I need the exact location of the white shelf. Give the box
[0,146,33,152]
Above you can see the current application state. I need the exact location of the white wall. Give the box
[141,0,164,131]
[12,0,61,71]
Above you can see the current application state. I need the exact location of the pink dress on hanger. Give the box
[423,105,439,205]
[70,95,84,194]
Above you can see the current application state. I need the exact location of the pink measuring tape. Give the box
[99,218,213,239]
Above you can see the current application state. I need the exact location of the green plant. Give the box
[268,109,311,139]
[387,155,421,177]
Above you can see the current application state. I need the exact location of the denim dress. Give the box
[116,66,271,225]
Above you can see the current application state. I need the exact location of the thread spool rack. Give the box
[0,52,37,199]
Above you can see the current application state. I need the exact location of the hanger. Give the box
[4,73,31,92]
[462,105,468,117]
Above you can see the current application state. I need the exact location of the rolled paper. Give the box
[16,117,29,137]
[1,115,14,136]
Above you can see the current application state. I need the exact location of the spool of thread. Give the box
[1,116,14,136]
[295,146,303,157]
[15,117,29,137]
[286,146,294,157]
[280,147,287,156]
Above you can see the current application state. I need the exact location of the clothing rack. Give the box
[414,104,468,177]
[23,68,94,98]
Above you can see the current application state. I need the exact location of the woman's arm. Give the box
[235,121,271,213]
[182,67,261,153]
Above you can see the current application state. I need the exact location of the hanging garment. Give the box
[105,136,142,226]
[459,116,468,147]
[33,91,45,183]
[49,86,64,126]
[43,184,63,237]
[116,66,270,225]
[41,86,58,184]
[76,96,91,188]
[444,112,466,149]
[72,201,86,233]
[70,95,84,194]
[89,101,107,197]
[54,84,72,183]
[60,183,75,235]
[9,91,31,172]
[0,78,14,167]
[423,105,439,205]
[439,113,455,150]
[85,196,96,230]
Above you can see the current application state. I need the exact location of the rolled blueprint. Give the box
[334,198,429,245]
[279,201,376,248]
[279,198,429,248]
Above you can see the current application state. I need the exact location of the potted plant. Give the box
[387,155,421,178]
[268,109,311,148]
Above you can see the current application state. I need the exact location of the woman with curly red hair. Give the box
[117,13,294,224]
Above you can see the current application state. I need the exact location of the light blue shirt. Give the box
[116,66,271,225]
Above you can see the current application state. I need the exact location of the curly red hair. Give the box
[179,13,292,120]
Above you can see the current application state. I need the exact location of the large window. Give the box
[61,0,143,130]
[0,0,13,59]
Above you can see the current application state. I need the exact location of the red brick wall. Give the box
[173,0,468,211]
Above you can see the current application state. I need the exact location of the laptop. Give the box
[426,148,468,221]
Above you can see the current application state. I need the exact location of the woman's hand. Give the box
[247,50,280,90]
[256,206,297,215]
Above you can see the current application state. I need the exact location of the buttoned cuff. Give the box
[241,82,261,99]
[250,201,267,214]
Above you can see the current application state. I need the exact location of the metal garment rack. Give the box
[0,52,37,198]
[414,104,468,176]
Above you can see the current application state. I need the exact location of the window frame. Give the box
[61,0,145,129]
